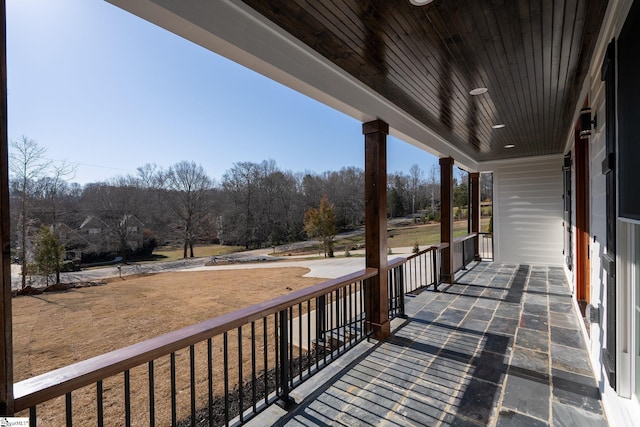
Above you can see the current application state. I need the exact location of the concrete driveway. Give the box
[10,246,414,290]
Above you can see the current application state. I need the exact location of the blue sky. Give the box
[7,0,439,185]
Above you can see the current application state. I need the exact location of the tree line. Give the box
[9,136,491,285]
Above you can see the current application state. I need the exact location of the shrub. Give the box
[412,241,420,254]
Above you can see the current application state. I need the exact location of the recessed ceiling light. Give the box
[504,144,515,149]
[469,87,488,96]
[409,0,434,5]
[492,124,506,129]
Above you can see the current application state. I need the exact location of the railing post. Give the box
[439,157,454,284]
[276,309,295,409]
[363,120,390,340]
[470,172,481,260]
[0,0,14,415]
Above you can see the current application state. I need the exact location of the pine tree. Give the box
[34,226,65,285]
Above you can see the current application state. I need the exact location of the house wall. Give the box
[487,155,564,266]
[567,0,638,425]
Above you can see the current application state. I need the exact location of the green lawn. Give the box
[336,217,491,251]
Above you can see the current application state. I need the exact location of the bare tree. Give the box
[159,161,213,258]
[9,136,51,288]
[426,165,440,219]
[220,161,264,248]
[408,164,424,216]
[44,160,77,224]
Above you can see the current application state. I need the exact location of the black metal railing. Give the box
[14,269,377,427]
[388,258,406,320]
[452,234,477,273]
[13,235,485,426]
[387,242,450,319]
[479,232,494,261]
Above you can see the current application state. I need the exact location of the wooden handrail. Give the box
[453,233,477,244]
[14,267,378,411]
[387,257,406,269]
[405,242,448,261]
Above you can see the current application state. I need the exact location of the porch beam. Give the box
[440,157,454,284]
[363,119,390,340]
[0,0,14,415]
[470,172,480,260]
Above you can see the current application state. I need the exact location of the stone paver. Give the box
[255,262,607,426]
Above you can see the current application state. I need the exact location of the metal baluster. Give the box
[171,352,177,427]
[307,300,312,376]
[433,249,439,291]
[238,326,243,423]
[288,306,293,385]
[401,266,408,318]
[251,321,257,413]
[263,317,269,405]
[274,315,280,396]
[342,287,347,353]
[388,269,393,317]
[329,292,334,360]
[148,362,155,427]
[419,255,423,290]
[97,380,104,427]
[65,392,72,427]
[223,332,229,426]
[276,309,295,409]
[360,280,365,337]
[298,303,303,382]
[124,370,131,427]
[190,345,196,427]
[207,338,213,427]
[462,239,467,270]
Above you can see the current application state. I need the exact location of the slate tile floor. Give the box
[274,263,607,426]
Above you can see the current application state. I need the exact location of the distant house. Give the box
[79,215,112,254]
[118,214,144,252]
[78,214,144,256]
[53,222,90,260]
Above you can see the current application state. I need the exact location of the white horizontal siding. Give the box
[493,156,564,265]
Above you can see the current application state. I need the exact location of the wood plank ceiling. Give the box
[241,0,608,162]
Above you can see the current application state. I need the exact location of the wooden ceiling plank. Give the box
[427,2,495,154]
[485,1,533,156]
[437,1,498,151]
[471,1,528,157]
[515,0,543,155]
[539,0,555,149]
[237,0,608,162]
[394,4,485,150]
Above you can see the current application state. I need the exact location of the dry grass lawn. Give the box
[13,267,325,426]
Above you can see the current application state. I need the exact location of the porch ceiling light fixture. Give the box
[492,124,506,129]
[504,144,515,149]
[469,87,488,96]
[409,0,434,5]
